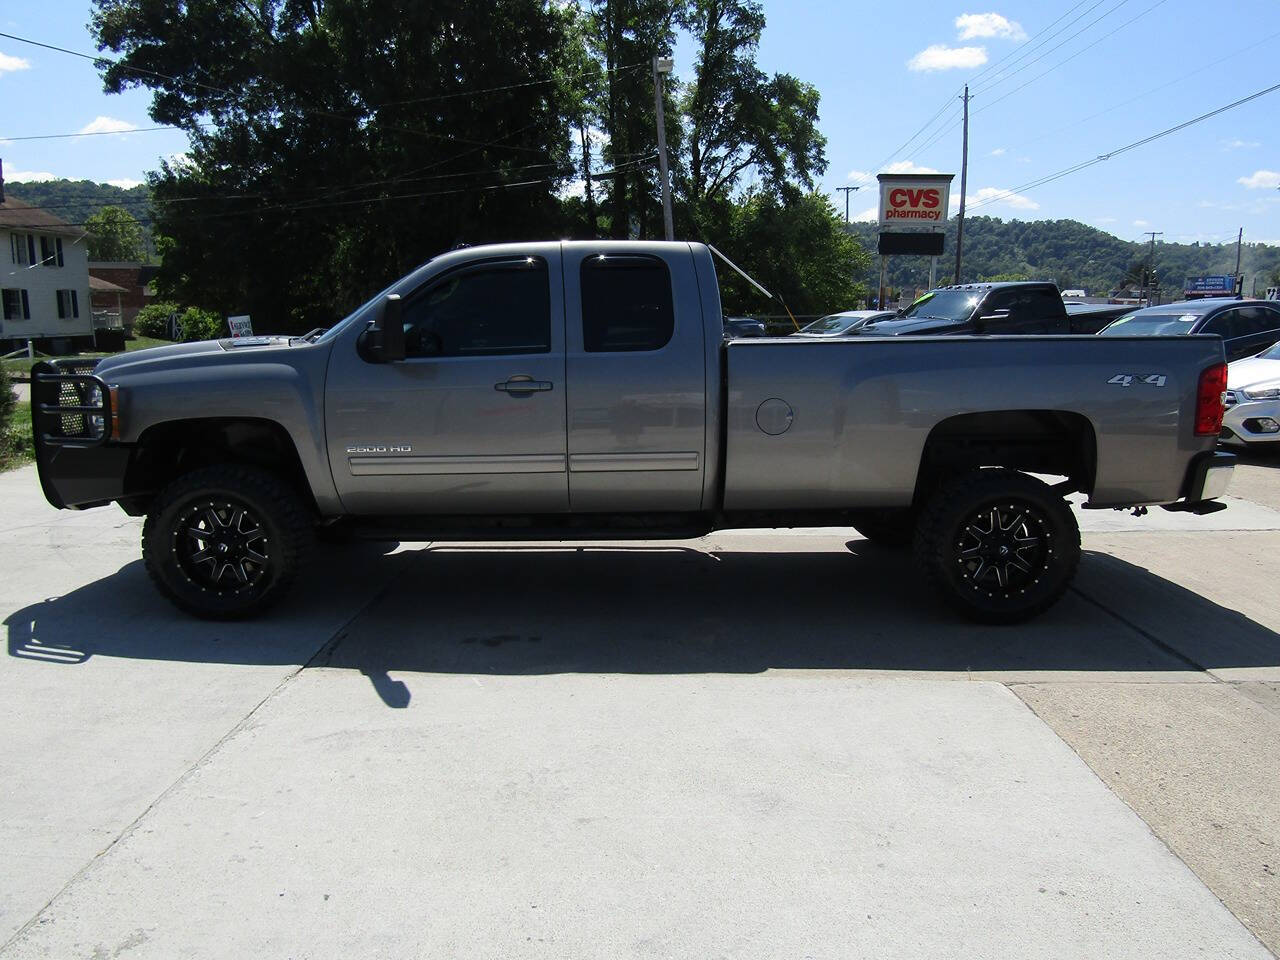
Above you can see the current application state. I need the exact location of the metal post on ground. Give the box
[26,339,34,360]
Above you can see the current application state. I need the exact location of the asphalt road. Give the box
[1,458,1278,959]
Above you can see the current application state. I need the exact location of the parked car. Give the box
[31,240,1234,625]
[1098,298,1280,363]
[848,282,1130,337]
[1222,342,1280,447]
[724,316,767,338]
[793,310,896,337]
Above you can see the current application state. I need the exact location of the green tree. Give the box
[586,0,681,239]
[720,190,869,317]
[85,205,146,261]
[676,0,824,236]
[92,0,582,332]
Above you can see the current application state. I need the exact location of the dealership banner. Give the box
[877,173,955,227]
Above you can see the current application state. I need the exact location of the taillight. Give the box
[1195,363,1228,436]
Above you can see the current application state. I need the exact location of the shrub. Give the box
[178,307,226,342]
[133,302,180,339]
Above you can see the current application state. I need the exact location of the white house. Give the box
[1,174,94,352]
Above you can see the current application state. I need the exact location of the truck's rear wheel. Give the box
[914,469,1080,624]
[142,465,313,619]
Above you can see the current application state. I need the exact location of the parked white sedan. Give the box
[1222,343,1280,447]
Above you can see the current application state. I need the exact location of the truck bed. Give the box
[722,334,1224,510]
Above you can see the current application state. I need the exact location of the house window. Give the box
[57,289,80,319]
[9,234,29,265]
[39,236,64,268]
[2,288,31,321]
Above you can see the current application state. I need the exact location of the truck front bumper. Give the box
[30,361,131,510]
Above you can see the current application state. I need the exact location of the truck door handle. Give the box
[495,377,553,394]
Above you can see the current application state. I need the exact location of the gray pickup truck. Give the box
[31,241,1234,624]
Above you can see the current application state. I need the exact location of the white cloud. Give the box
[971,186,1038,210]
[0,52,31,74]
[989,147,1006,156]
[955,13,1027,40]
[558,178,586,200]
[883,160,941,175]
[907,44,987,72]
[1221,139,1260,150]
[852,206,879,223]
[106,178,144,189]
[6,169,58,182]
[1238,169,1280,190]
[1133,219,1150,227]
[1015,155,1031,163]
[847,169,873,182]
[78,116,139,136]
[166,152,193,170]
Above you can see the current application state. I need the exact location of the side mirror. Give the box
[365,294,405,362]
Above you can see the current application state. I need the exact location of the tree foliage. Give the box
[85,205,147,261]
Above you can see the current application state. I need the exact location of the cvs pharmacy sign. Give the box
[877,173,954,227]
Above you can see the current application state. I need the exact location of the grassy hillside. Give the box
[847,216,1280,299]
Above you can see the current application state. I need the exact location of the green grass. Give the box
[1,334,175,379]
[0,400,33,473]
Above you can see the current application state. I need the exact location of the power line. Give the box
[851,0,1103,184]
[973,0,1170,113]
[0,29,646,142]
[965,79,1280,211]
[34,155,660,229]
[970,0,1124,94]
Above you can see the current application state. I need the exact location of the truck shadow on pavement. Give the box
[6,541,1279,707]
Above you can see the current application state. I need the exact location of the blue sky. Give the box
[2,0,1278,243]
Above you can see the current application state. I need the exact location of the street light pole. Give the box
[653,56,675,242]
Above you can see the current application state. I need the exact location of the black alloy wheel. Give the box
[143,465,313,619]
[173,499,273,596]
[914,469,1080,624]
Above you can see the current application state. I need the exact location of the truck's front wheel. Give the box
[914,469,1080,624]
[142,465,313,619]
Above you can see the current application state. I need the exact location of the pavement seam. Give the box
[1009,685,1279,960]
[0,547,425,956]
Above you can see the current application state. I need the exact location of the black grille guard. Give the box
[31,359,112,449]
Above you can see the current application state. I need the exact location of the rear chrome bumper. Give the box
[1184,450,1235,503]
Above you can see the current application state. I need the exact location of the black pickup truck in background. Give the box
[852,282,1132,337]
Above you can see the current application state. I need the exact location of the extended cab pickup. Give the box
[857,282,1131,337]
[31,241,1235,623]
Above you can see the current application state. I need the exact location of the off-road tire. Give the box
[913,468,1080,624]
[142,465,314,619]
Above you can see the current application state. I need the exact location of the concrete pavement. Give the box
[1,460,1278,958]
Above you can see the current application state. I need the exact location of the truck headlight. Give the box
[1240,381,1280,401]
[86,384,106,438]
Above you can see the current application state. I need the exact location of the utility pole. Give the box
[1142,230,1163,305]
[653,56,675,242]
[579,124,597,239]
[953,85,971,284]
[835,185,861,224]
[1234,226,1243,294]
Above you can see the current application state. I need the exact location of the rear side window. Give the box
[402,258,550,358]
[580,254,674,352]
[1235,306,1280,337]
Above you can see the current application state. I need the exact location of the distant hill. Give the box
[846,217,1280,299]
[5,179,154,256]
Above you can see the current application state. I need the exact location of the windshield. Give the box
[801,314,856,334]
[899,290,982,322]
[1099,312,1201,336]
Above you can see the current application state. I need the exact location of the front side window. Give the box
[401,258,550,358]
[580,254,674,352]
[1234,306,1280,338]
[1200,310,1240,339]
